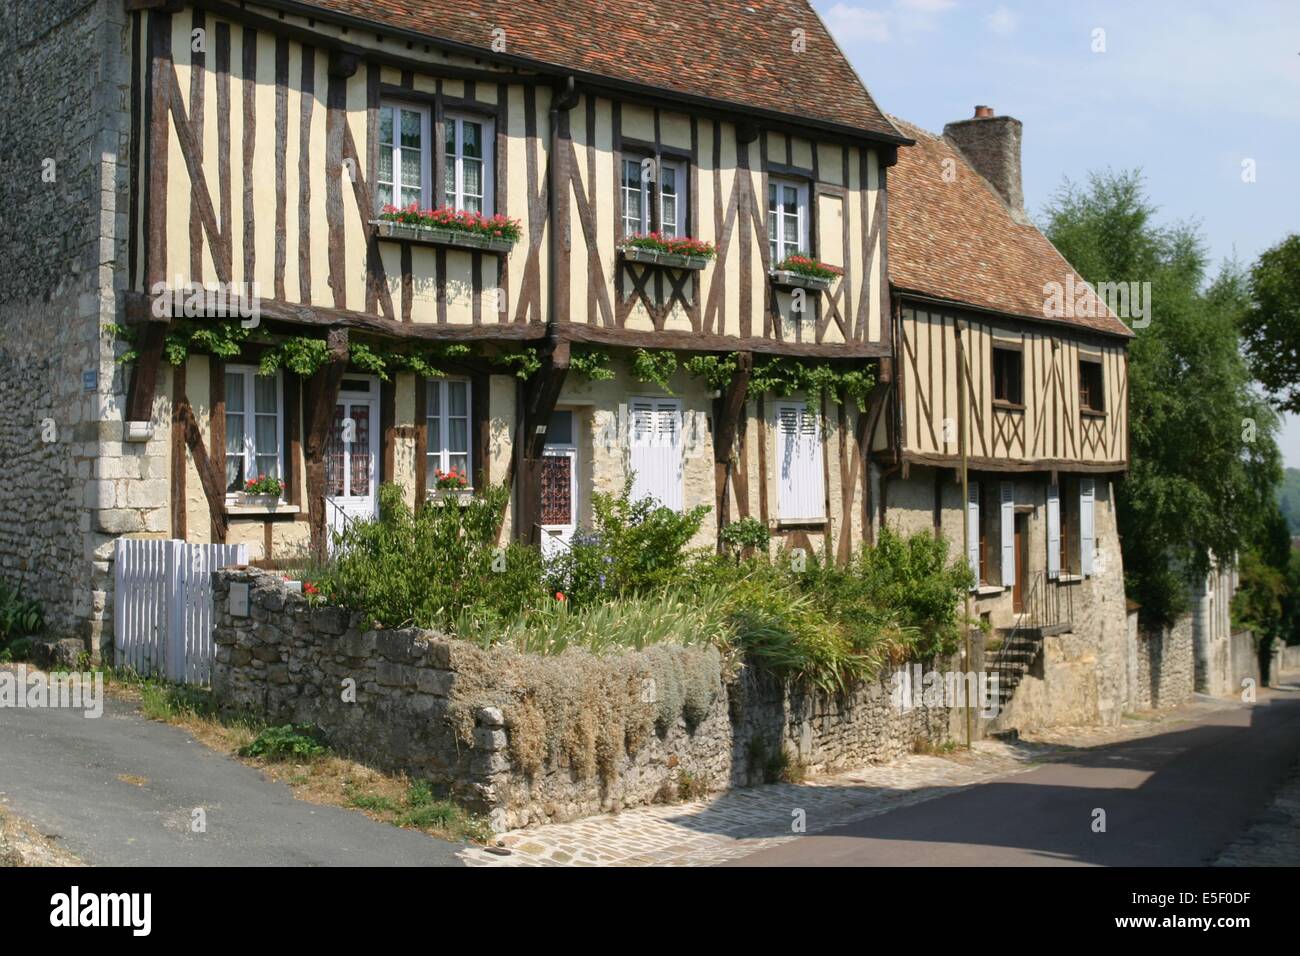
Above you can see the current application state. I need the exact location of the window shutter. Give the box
[777,403,824,520]
[966,481,980,581]
[629,399,682,510]
[1000,481,1015,587]
[1046,483,1061,579]
[1080,477,1096,576]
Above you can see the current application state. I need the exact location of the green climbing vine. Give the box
[630,348,678,392]
[570,348,616,382]
[749,356,876,409]
[682,353,738,391]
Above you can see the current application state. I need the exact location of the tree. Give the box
[1042,170,1283,627]
[1241,234,1300,414]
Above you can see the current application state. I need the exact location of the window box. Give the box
[370,218,515,253]
[618,244,711,270]
[237,493,282,508]
[227,500,300,516]
[427,489,474,507]
[769,269,833,292]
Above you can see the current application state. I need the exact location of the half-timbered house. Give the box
[114,0,905,566]
[880,109,1135,728]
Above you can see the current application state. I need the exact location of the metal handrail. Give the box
[988,570,1074,702]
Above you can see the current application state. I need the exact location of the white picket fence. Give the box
[113,538,248,684]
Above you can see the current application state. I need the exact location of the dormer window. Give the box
[620,156,687,237]
[768,177,809,262]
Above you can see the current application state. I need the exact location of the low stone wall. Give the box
[1280,644,1300,675]
[211,569,953,830]
[1132,616,1195,710]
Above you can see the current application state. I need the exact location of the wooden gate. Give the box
[113,539,248,684]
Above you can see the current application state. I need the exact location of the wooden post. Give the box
[303,329,349,560]
[517,337,570,545]
[713,351,752,552]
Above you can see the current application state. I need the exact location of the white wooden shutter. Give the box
[1046,483,1061,580]
[1080,477,1096,576]
[629,398,682,510]
[776,402,824,520]
[1000,481,1015,587]
[966,481,980,581]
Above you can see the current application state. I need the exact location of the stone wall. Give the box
[211,568,954,830]
[0,0,135,653]
[1131,615,1195,710]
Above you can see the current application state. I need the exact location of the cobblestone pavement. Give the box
[460,694,1242,867]
[1213,755,1300,866]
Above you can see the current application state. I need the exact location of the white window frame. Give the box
[444,112,494,215]
[377,101,431,211]
[425,377,473,491]
[774,400,825,522]
[224,366,284,498]
[768,176,810,263]
[619,155,688,238]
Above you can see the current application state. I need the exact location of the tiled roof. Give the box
[294,0,906,142]
[887,118,1132,338]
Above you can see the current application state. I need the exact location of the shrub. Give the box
[719,517,770,558]
[320,482,546,630]
[238,724,328,761]
[0,580,43,644]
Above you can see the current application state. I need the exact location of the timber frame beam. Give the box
[516,337,570,546]
[713,351,753,551]
[302,328,350,559]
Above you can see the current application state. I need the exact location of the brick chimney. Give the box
[943,106,1028,225]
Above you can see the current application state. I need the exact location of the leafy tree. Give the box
[1241,234,1300,414]
[1042,170,1282,627]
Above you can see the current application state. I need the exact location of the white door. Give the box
[629,398,683,510]
[540,410,578,559]
[775,401,824,520]
[326,377,379,543]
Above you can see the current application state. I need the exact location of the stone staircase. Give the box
[985,572,1073,716]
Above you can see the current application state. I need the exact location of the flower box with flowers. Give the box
[237,474,285,507]
[769,255,842,291]
[428,467,473,505]
[372,204,523,254]
[618,234,716,270]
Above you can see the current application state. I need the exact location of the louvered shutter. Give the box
[1046,483,1061,579]
[966,481,980,581]
[629,398,682,509]
[1080,477,1096,576]
[1000,481,1015,587]
[777,402,824,520]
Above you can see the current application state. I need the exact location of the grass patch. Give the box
[238,724,329,761]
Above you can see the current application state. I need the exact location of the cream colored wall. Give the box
[898,306,1128,466]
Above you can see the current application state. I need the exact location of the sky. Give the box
[813,0,1300,466]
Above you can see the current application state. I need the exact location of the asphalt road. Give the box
[731,680,1300,866]
[0,690,464,867]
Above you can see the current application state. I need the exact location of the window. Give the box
[629,398,683,510]
[1079,359,1105,413]
[426,378,471,489]
[768,177,809,262]
[992,347,1023,405]
[377,103,429,210]
[224,367,283,493]
[620,156,687,237]
[444,114,492,214]
[775,401,824,520]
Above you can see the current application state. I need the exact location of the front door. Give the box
[539,410,577,560]
[1012,513,1029,613]
[325,377,379,545]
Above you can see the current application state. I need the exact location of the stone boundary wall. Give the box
[211,569,954,830]
[1132,615,1195,710]
[1280,644,1300,675]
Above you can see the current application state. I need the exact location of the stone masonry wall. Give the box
[211,569,954,830]
[0,0,139,653]
[1132,615,1195,710]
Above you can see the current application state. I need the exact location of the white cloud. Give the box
[823,3,891,43]
[985,5,1017,36]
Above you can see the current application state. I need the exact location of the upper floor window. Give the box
[224,367,283,494]
[620,157,687,237]
[1079,359,1105,413]
[768,178,809,262]
[992,347,1023,406]
[444,114,492,214]
[426,378,471,489]
[377,103,428,210]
